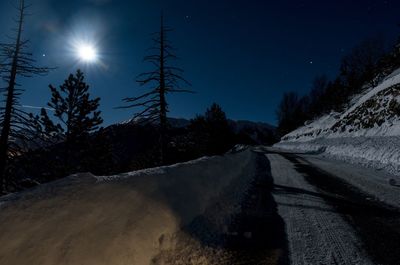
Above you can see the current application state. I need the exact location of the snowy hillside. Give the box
[275,68,400,175]
[0,149,260,265]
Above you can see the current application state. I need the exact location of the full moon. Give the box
[77,44,98,62]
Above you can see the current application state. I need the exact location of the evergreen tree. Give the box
[205,103,228,126]
[204,103,233,154]
[43,70,103,145]
[188,103,233,155]
[40,70,103,171]
[187,115,209,155]
[118,14,192,164]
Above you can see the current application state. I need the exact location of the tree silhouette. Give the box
[118,14,192,164]
[276,92,304,136]
[339,37,385,91]
[42,70,103,146]
[0,0,50,193]
[36,70,103,174]
[187,103,234,155]
[204,103,233,154]
[308,75,328,116]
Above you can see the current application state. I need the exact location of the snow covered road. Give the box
[0,147,399,264]
[268,152,372,265]
[266,148,400,265]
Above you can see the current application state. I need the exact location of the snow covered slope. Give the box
[0,149,258,265]
[275,68,400,175]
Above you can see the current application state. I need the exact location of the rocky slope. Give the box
[275,68,400,175]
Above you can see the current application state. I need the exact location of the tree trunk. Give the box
[0,0,24,193]
[158,14,167,165]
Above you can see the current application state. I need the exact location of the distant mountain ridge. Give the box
[119,117,275,128]
[117,117,276,144]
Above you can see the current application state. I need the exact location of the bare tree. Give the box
[340,36,386,90]
[118,14,192,164]
[0,0,50,193]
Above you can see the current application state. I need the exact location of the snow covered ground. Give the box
[0,146,399,264]
[266,148,400,265]
[0,149,259,265]
[275,136,400,175]
[298,152,400,209]
[268,153,374,265]
[275,67,400,176]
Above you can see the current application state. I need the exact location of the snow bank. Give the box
[0,149,258,265]
[276,67,400,175]
[281,112,340,142]
[276,137,400,175]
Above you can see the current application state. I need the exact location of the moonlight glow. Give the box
[76,43,98,62]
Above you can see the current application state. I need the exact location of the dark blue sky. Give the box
[1,0,399,126]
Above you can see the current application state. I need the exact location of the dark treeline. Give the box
[0,1,275,194]
[104,103,259,173]
[10,100,262,191]
[276,36,400,136]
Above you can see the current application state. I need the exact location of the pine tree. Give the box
[205,103,229,127]
[118,14,192,164]
[44,70,103,145]
[187,103,233,156]
[0,0,50,193]
[40,70,103,172]
[204,103,233,154]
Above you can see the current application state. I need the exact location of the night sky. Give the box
[0,0,399,126]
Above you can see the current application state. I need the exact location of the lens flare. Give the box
[76,43,98,62]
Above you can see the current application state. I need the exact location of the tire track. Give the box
[268,153,374,265]
[281,152,400,265]
[223,153,288,264]
[151,152,288,265]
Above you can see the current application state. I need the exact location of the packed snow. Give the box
[0,149,258,265]
[298,153,400,208]
[268,153,375,265]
